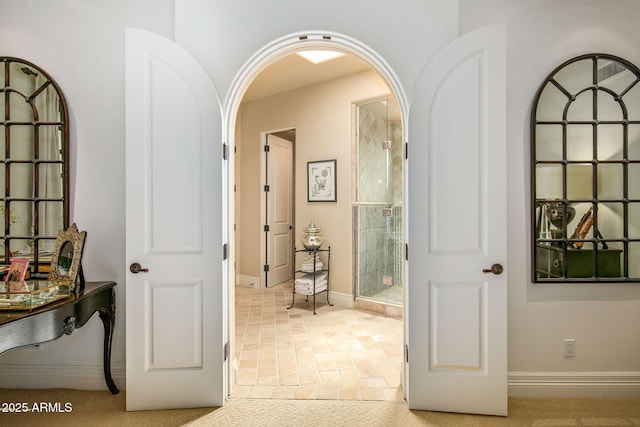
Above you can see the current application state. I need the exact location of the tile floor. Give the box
[231,281,404,401]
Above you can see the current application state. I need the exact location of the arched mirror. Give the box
[532,53,640,282]
[0,57,69,276]
[49,223,85,289]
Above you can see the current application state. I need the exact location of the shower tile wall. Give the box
[356,107,403,204]
[357,108,387,203]
[356,101,403,306]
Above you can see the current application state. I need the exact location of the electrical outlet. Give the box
[563,339,575,358]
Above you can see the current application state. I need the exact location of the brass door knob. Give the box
[129,263,149,274]
[482,263,503,275]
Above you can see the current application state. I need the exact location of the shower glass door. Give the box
[355,99,403,306]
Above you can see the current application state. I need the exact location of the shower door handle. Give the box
[482,263,503,275]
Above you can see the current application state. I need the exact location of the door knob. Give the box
[129,262,149,274]
[482,263,503,275]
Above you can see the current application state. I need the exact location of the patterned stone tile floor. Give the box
[230,281,404,401]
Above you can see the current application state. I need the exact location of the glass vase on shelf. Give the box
[301,219,323,251]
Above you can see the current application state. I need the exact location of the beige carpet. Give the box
[0,389,639,426]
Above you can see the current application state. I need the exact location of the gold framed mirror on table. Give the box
[48,223,86,290]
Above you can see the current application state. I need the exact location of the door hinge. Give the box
[223,143,229,160]
[264,224,270,232]
[264,184,270,192]
[264,144,270,152]
[263,264,270,272]
[224,341,229,361]
[405,243,408,261]
[223,243,228,260]
[405,344,409,363]
[405,141,408,159]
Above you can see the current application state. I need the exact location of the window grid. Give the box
[1,57,69,274]
[532,54,640,282]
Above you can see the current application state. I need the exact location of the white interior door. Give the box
[407,24,508,415]
[125,27,224,410]
[265,134,293,287]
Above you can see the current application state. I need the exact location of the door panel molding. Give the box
[429,281,485,372]
[145,280,203,370]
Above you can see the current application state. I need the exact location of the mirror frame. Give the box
[531,53,640,282]
[0,57,70,275]
[49,223,85,290]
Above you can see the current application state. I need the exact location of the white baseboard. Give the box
[0,364,126,391]
[236,274,259,289]
[508,372,640,398]
[1,366,638,400]
[328,290,354,308]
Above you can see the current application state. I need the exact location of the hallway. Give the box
[231,282,404,401]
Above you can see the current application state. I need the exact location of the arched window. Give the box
[532,53,640,282]
[0,57,68,275]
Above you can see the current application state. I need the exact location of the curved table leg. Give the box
[98,299,119,395]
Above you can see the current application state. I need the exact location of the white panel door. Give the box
[266,134,293,286]
[407,24,507,415]
[125,27,224,410]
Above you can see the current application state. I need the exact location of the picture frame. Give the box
[6,257,30,282]
[307,159,337,202]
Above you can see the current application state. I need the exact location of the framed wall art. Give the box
[307,159,336,202]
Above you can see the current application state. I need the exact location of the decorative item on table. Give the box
[49,223,86,291]
[301,219,324,250]
[536,200,576,245]
[536,163,591,244]
[5,257,29,281]
[545,201,577,229]
[570,206,594,249]
[0,280,71,310]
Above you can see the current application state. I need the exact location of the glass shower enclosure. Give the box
[354,99,403,306]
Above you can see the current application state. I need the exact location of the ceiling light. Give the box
[296,50,345,64]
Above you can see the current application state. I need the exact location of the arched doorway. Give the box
[224,31,409,400]
[125,24,508,414]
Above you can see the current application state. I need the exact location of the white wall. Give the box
[237,70,393,295]
[461,0,640,395]
[3,0,638,398]
[0,0,127,388]
[174,0,459,105]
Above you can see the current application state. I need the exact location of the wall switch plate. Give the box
[564,339,576,358]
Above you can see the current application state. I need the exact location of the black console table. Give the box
[0,281,118,394]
